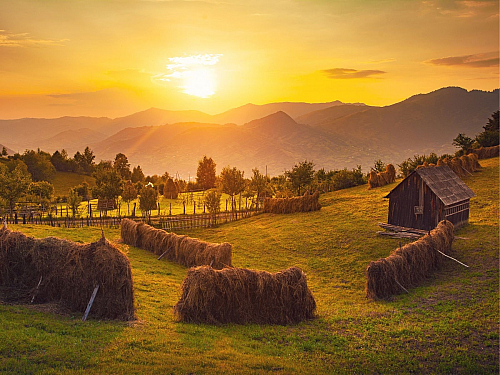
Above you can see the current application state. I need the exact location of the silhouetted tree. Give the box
[475,110,499,147]
[453,133,474,155]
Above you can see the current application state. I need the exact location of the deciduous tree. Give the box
[285,160,315,196]
[196,156,217,190]
[0,161,32,217]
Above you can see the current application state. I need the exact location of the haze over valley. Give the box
[1,86,497,177]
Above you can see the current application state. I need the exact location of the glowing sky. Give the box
[0,0,498,119]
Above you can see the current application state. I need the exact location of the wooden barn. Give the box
[385,165,475,231]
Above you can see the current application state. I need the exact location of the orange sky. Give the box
[0,0,498,119]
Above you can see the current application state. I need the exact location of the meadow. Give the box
[0,158,498,374]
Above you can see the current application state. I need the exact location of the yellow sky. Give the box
[0,0,498,119]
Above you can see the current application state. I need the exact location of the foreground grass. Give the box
[1,158,498,374]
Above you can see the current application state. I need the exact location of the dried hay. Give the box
[472,145,500,160]
[0,227,135,320]
[174,266,316,325]
[120,218,232,269]
[366,220,454,300]
[368,164,396,189]
[263,191,321,214]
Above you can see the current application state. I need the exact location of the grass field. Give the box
[51,171,96,198]
[1,158,498,374]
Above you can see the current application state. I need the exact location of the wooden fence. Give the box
[3,208,262,231]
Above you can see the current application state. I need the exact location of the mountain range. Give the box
[0,87,498,177]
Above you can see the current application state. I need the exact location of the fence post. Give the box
[169,203,172,216]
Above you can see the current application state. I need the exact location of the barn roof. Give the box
[386,165,475,206]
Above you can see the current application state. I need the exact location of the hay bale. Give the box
[460,155,473,173]
[0,227,135,320]
[368,171,379,189]
[386,164,396,183]
[174,266,316,325]
[467,153,481,171]
[263,191,321,214]
[366,220,454,300]
[120,218,232,269]
[472,145,500,159]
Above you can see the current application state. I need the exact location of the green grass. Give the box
[1,158,498,374]
[51,171,95,198]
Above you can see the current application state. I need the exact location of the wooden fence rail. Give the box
[3,208,262,231]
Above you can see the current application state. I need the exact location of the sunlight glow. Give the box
[154,54,222,98]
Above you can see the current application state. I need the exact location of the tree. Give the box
[371,159,386,173]
[248,168,270,201]
[220,166,245,210]
[121,180,138,216]
[163,178,178,199]
[475,110,499,147]
[28,181,54,199]
[22,149,56,181]
[453,133,474,154]
[92,162,123,200]
[204,189,222,226]
[113,153,131,180]
[1,146,7,157]
[67,188,82,217]
[139,183,158,220]
[285,160,315,196]
[131,165,145,183]
[0,161,32,217]
[74,147,95,174]
[196,156,217,190]
[74,180,91,200]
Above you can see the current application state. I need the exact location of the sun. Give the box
[182,67,216,98]
[153,54,222,98]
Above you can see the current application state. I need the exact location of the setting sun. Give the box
[182,67,216,98]
[153,54,222,99]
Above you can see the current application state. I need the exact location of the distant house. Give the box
[385,165,475,231]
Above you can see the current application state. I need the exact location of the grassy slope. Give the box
[0,158,498,374]
[51,171,96,197]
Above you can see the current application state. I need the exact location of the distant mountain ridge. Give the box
[0,87,497,176]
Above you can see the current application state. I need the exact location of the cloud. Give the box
[0,30,68,47]
[420,0,499,18]
[426,52,499,67]
[322,68,386,79]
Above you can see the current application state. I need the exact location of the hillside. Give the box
[0,87,498,176]
[2,157,498,373]
[93,112,362,176]
[51,171,96,197]
[316,87,499,155]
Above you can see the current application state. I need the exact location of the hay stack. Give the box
[467,153,481,171]
[368,164,396,189]
[0,227,135,320]
[472,145,500,159]
[121,218,232,269]
[174,266,316,325]
[366,220,454,300]
[263,191,321,214]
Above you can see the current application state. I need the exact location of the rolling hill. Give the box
[0,86,498,176]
